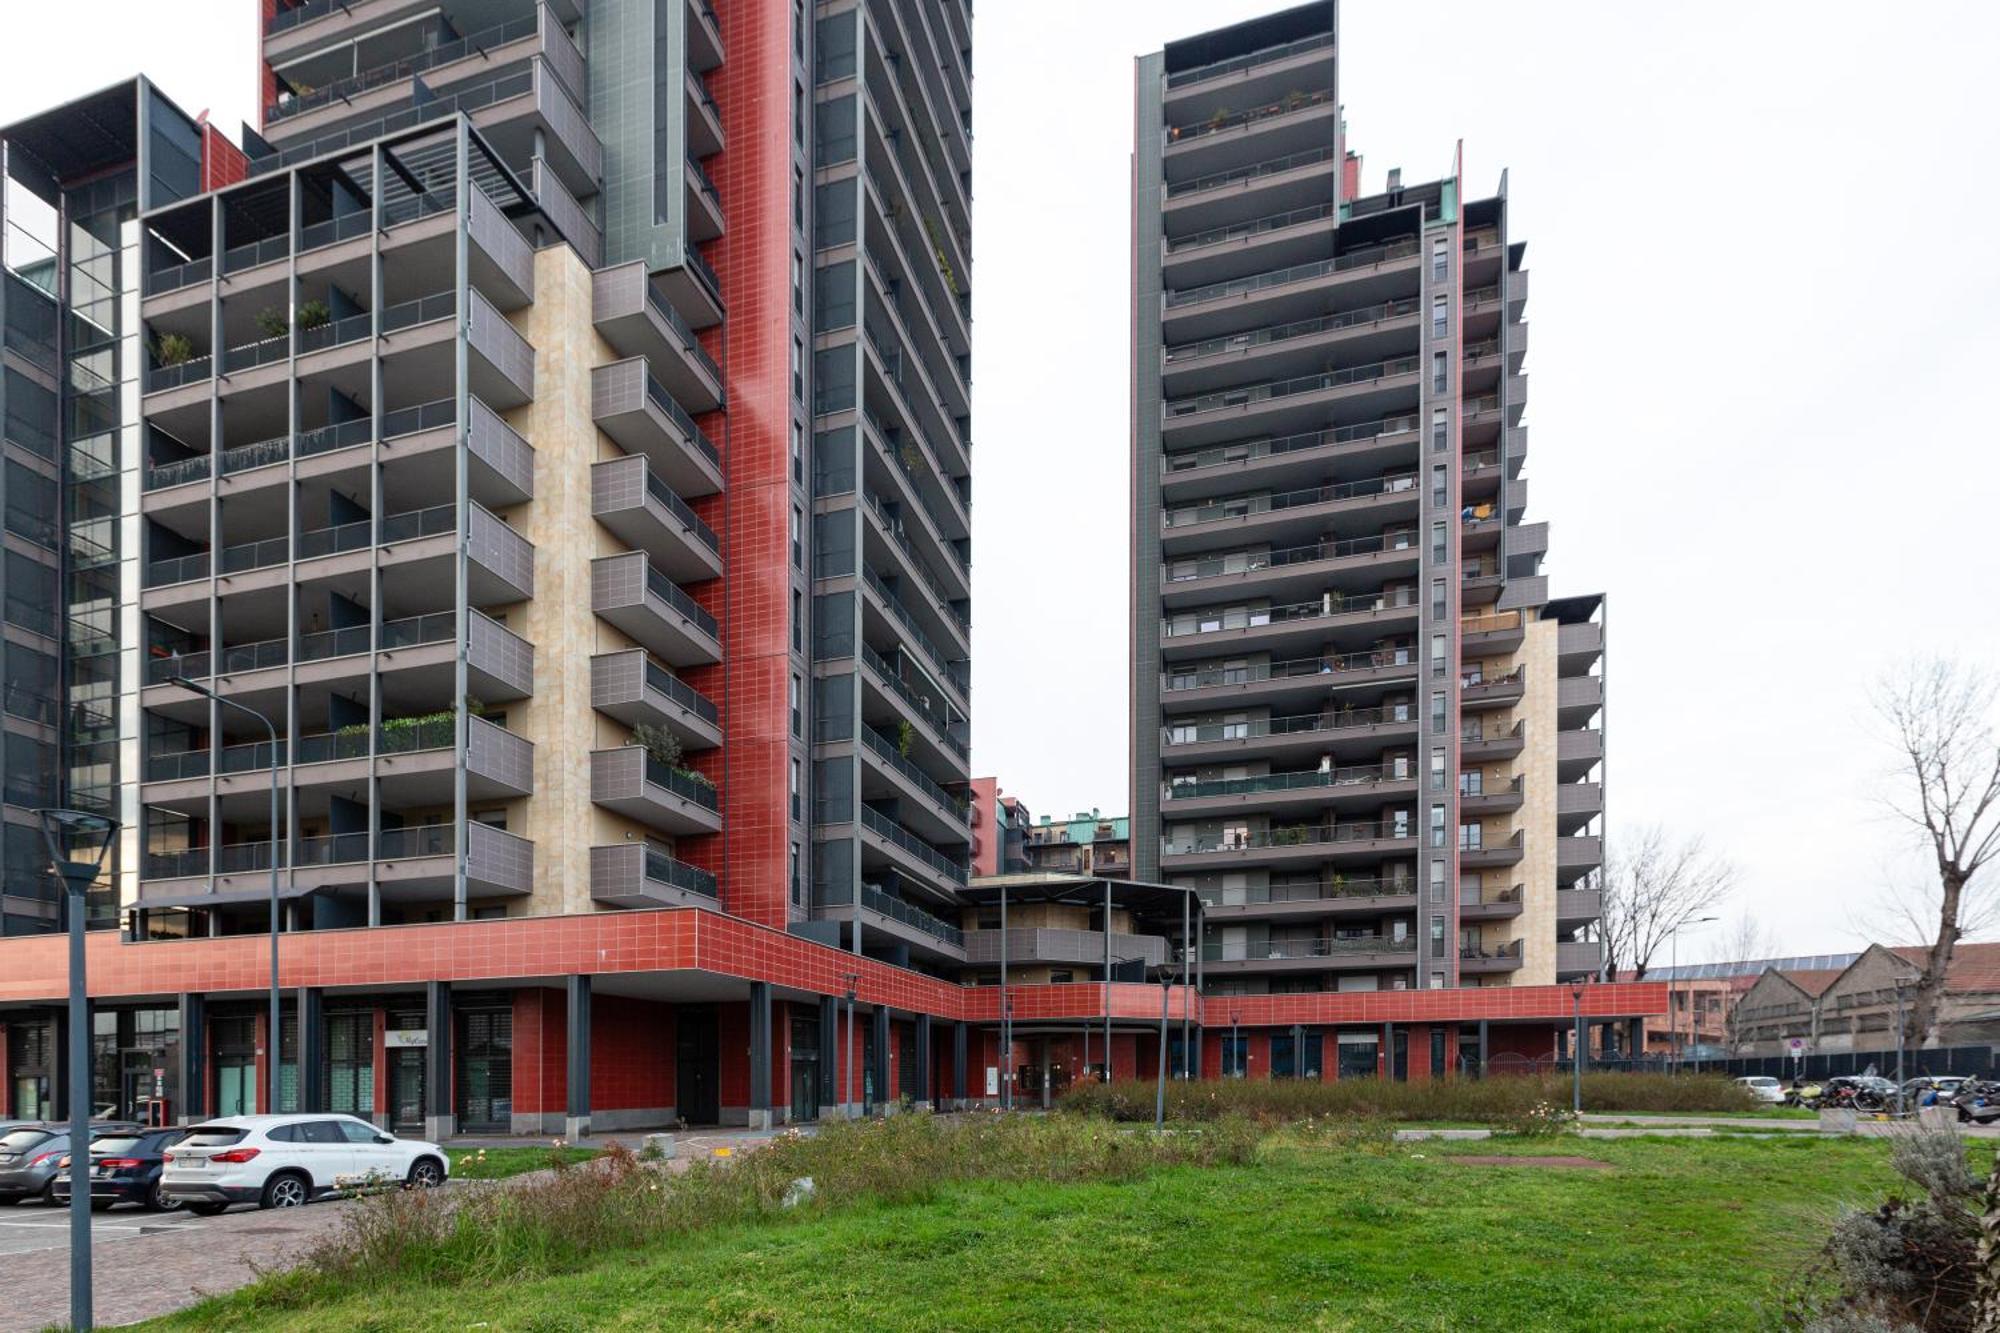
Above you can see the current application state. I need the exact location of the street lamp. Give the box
[1569,978,1586,1117]
[1668,915,1720,1073]
[39,807,117,1333]
[841,973,859,1120]
[172,677,283,1112]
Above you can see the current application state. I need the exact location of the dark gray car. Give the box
[0,1123,142,1205]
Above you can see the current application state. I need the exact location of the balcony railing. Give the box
[646,565,721,639]
[222,235,291,275]
[1167,706,1411,746]
[1461,940,1526,963]
[145,455,212,491]
[1198,877,1413,908]
[644,754,721,810]
[1165,298,1420,364]
[1163,821,1411,856]
[859,805,968,885]
[1165,414,1418,475]
[294,832,371,867]
[1163,586,1416,637]
[1166,765,1400,802]
[1164,646,1414,693]
[1167,201,1336,255]
[863,491,968,632]
[145,355,213,395]
[1170,86,1334,143]
[815,882,964,948]
[1166,30,1335,89]
[377,825,455,859]
[144,552,211,588]
[267,9,555,122]
[377,716,455,756]
[644,657,720,724]
[297,417,375,459]
[860,644,966,757]
[1203,935,1416,962]
[1461,611,1523,636]
[1165,474,1418,529]
[645,845,718,898]
[295,729,371,765]
[1167,239,1420,309]
[1165,357,1420,420]
[860,725,970,823]
[642,467,719,552]
[862,567,970,697]
[643,278,723,384]
[643,368,723,466]
[1165,144,1337,201]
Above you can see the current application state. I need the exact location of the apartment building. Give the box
[0,3,1663,1132]
[1129,2,1608,1029]
[1023,810,1131,880]
[968,777,1030,876]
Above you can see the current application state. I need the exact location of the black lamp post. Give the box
[171,677,283,1112]
[842,973,859,1119]
[39,807,117,1333]
[1570,978,1587,1117]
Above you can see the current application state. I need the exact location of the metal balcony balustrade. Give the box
[644,844,718,898]
[1464,394,1502,418]
[144,552,211,588]
[1460,720,1527,744]
[1163,646,1414,693]
[1163,472,1418,529]
[1165,298,1420,364]
[1458,772,1524,798]
[294,611,454,664]
[642,368,722,466]
[642,278,723,384]
[1166,239,1421,309]
[1166,201,1336,255]
[1465,284,1501,307]
[861,408,970,541]
[1462,884,1525,908]
[1461,666,1526,689]
[643,657,719,724]
[859,643,966,757]
[636,466,719,552]
[1460,939,1525,962]
[1165,144,1337,201]
[1166,705,1410,746]
[814,882,964,948]
[858,806,968,885]
[376,825,458,859]
[1169,86,1335,143]
[1163,414,1419,475]
[1464,450,1500,471]
[1162,585,1415,636]
[860,725,970,822]
[862,567,970,696]
[221,334,290,373]
[265,0,337,34]
[1203,934,1416,962]
[644,753,720,811]
[265,9,576,123]
[143,455,212,492]
[222,234,292,276]
[299,211,375,253]
[1165,357,1420,420]
[1457,829,1525,855]
[1165,763,1403,801]
[1198,876,1412,908]
[643,564,721,640]
[144,256,213,296]
[145,353,213,395]
[1166,30,1335,89]
[1461,610,1523,635]
[296,309,376,354]
[862,490,968,634]
[1162,820,1412,855]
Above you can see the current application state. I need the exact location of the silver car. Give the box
[0,1122,141,1206]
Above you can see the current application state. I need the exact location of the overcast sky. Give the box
[4,4,1996,960]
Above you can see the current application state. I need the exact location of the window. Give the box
[792,418,805,484]
[337,1119,381,1144]
[1430,690,1446,730]
[1431,406,1448,452]
[793,250,804,315]
[1430,520,1446,564]
[1432,351,1448,394]
[1430,972,1445,990]
[1431,464,1447,508]
[1431,237,1449,281]
[1430,633,1446,678]
[1428,804,1446,848]
[1430,858,1445,902]
[1431,294,1448,338]
[792,335,804,401]
[792,505,804,569]
[794,165,805,231]
[791,673,803,737]
[1458,823,1482,851]
[791,842,803,906]
[1429,748,1445,792]
[794,79,805,148]
[793,589,804,653]
[791,758,803,821]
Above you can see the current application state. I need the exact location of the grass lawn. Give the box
[151,1133,1955,1332]
[443,1146,601,1180]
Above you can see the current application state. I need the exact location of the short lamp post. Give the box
[172,677,282,1112]
[39,808,118,1333]
[1570,978,1586,1118]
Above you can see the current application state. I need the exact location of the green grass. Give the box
[149,1134,1957,1332]
[443,1147,601,1180]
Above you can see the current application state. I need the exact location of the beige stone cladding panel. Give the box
[1506,618,1559,985]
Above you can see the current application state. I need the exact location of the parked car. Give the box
[1951,1080,2000,1124]
[160,1114,448,1214]
[1734,1076,1787,1105]
[1903,1076,1969,1105]
[51,1127,189,1211]
[0,1122,142,1206]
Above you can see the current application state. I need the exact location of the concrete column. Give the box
[177,993,207,1123]
[819,996,839,1111]
[872,1005,891,1111]
[952,1021,968,1107]
[1628,1017,1645,1064]
[1476,1019,1489,1079]
[914,1013,933,1110]
[1383,1022,1396,1081]
[296,988,325,1113]
[565,975,592,1141]
[424,982,454,1141]
[748,982,772,1130]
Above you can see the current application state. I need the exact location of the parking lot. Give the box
[0,1192,363,1331]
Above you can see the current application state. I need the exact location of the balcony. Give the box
[1460,610,1524,656]
[591,550,720,667]
[590,842,718,910]
[1459,940,1525,975]
[1558,728,1604,780]
[858,725,972,844]
[1458,886,1525,923]
[137,818,533,902]
[591,356,724,499]
[1160,646,1419,710]
[686,0,724,70]
[1202,935,1418,973]
[1164,30,1335,98]
[1558,781,1603,833]
[1161,586,1420,656]
[1557,836,1603,885]
[592,262,724,413]
[1460,721,1526,764]
[1161,820,1415,870]
[1559,620,1604,669]
[859,643,970,769]
[1459,668,1525,712]
[1162,145,1338,230]
[590,648,721,752]
[1457,831,1525,870]
[591,746,722,837]
[964,929,1166,971]
[1166,87,1336,175]
[1556,938,1602,979]
[1161,357,1421,447]
[813,882,964,957]
[1556,886,1603,929]
[1458,776,1524,817]
[1557,673,1604,727]
[1162,705,1417,763]
[1161,472,1419,543]
[467,289,536,410]
[685,156,725,242]
[1163,764,1415,817]
[1164,238,1420,329]
[1197,877,1418,923]
[1161,541,1421,612]
[858,805,969,896]
[591,455,722,584]
[1160,415,1420,501]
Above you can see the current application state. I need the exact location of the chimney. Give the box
[1341,150,1361,200]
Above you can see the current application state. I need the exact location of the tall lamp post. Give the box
[1230,1010,1241,1079]
[841,973,858,1120]
[172,678,283,1111]
[40,808,117,1333]
[1667,915,1720,1073]
[1569,978,1586,1117]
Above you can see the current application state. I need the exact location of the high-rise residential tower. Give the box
[1130,1,1609,1012]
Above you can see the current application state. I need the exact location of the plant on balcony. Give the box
[151,332,195,367]
[896,719,914,758]
[296,299,331,331]
[896,440,923,476]
[1208,107,1233,130]
[379,709,454,742]
[254,306,291,339]
[1284,90,1309,111]
[678,767,715,790]
[1270,825,1310,846]
[632,722,683,770]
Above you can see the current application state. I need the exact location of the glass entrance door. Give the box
[675,1007,719,1125]
[788,1015,819,1123]
[455,1009,513,1133]
[391,1050,425,1135]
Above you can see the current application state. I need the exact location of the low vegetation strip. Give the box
[1058,1071,1760,1123]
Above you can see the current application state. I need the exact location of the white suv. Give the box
[161,1114,448,1214]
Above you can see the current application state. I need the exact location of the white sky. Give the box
[3,3,1996,959]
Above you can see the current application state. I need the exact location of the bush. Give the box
[1057,1072,1758,1125]
[242,1112,1263,1309]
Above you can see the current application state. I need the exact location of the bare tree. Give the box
[1718,910,1774,967]
[1599,825,1737,980]
[1875,657,2000,1047]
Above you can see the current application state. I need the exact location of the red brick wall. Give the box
[969,778,999,876]
[511,989,563,1117]
[718,1001,751,1109]
[705,0,797,928]
[593,995,675,1112]
[201,124,250,193]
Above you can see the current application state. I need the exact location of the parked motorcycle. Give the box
[1950,1080,2000,1125]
